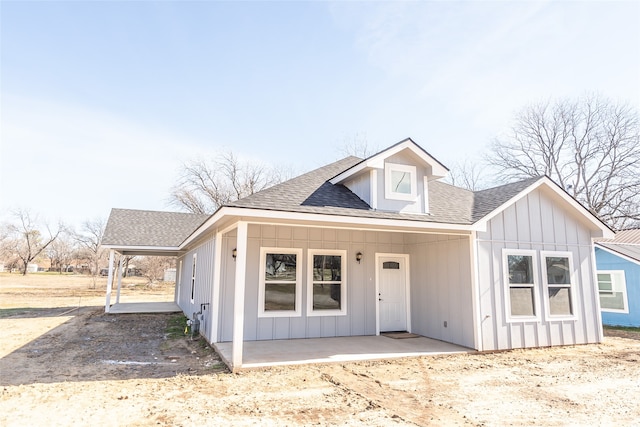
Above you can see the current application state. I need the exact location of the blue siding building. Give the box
[595,229,640,328]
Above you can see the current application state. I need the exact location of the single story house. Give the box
[595,229,640,327]
[102,138,613,370]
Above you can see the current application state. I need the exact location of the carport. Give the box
[100,209,210,314]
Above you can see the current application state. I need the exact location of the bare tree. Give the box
[486,95,640,229]
[1,209,61,275]
[45,233,76,273]
[446,158,489,191]
[338,133,378,159]
[169,151,287,214]
[135,256,172,284]
[74,217,107,288]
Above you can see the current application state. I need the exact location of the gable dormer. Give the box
[330,138,448,214]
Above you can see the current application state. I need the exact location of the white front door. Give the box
[378,255,409,332]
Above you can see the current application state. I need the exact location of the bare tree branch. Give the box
[486,94,640,229]
[168,151,289,214]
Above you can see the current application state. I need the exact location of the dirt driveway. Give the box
[1,273,639,426]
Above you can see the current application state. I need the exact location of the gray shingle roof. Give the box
[471,176,543,221]
[228,156,543,225]
[102,157,547,248]
[102,208,210,247]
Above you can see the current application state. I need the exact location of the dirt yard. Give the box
[1,273,639,426]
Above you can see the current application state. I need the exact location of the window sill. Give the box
[601,309,629,314]
[307,310,347,317]
[545,315,577,321]
[258,311,302,318]
[505,316,540,323]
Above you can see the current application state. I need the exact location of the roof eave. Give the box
[595,243,640,266]
[471,176,615,238]
[179,205,474,249]
[329,138,449,185]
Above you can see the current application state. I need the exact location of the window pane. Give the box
[546,257,570,284]
[264,283,296,311]
[597,274,613,292]
[312,283,341,310]
[549,287,572,315]
[265,254,297,281]
[508,255,533,284]
[391,170,412,194]
[510,287,535,316]
[383,261,400,269]
[313,255,342,281]
[600,292,625,310]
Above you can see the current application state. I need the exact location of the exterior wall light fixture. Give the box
[356,252,363,264]
[232,248,237,260]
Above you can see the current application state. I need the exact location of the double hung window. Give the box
[258,248,302,317]
[597,270,628,313]
[541,252,575,318]
[307,250,347,316]
[504,250,538,320]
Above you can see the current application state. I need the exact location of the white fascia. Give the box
[180,206,474,249]
[330,139,448,185]
[470,177,614,239]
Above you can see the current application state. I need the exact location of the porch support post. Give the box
[232,221,248,371]
[469,232,483,351]
[105,249,115,313]
[210,230,223,343]
[115,255,123,304]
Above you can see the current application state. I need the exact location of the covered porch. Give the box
[102,247,183,314]
[214,334,473,369]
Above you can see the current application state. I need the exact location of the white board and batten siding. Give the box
[218,224,412,342]
[176,234,216,343]
[476,187,601,351]
[406,234,475,349]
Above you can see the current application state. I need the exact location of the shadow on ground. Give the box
[0,308,227,386]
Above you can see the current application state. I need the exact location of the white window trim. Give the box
[541,251,577,320]
[503,249,540,323]
[307,249,347,317]
[190,253,197,304]
[385,162,417,201]
[258,247,303,318]
[597,270,629,314]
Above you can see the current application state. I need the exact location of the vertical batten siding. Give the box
[175,235,216,341]
[406,234,475,349]
[218,225,412,342]
[477,188,601,351]
[344,173,371,205]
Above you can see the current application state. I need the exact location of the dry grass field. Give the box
[1,273,639,426]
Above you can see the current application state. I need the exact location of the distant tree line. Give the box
[0,210,173,285]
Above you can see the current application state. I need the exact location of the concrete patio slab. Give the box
[214,335,473,370]
[107,302,181,314]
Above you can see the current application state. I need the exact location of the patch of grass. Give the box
[604,325,640,333]
[165,314,188,339]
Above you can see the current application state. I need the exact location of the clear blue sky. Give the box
[1,1,639,230]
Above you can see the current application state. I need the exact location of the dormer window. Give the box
[385,163,417,201]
